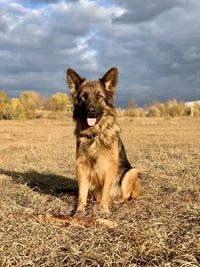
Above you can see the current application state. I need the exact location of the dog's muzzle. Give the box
[87,106,98,126]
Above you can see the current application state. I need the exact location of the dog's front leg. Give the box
[76,177,89,213]
[101,169,117,213]
[76,164,89,213]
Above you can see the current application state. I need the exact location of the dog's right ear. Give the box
[66,68,84,97]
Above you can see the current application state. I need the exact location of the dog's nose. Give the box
[87,106,96,117]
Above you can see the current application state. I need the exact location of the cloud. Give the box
[110,0,200,105]
[0,0,121,96]
[0,0,200,106]
[113,0,187,24]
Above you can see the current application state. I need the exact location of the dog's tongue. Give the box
[87,118,97,126]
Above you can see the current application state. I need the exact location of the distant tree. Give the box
[125,99,142,117]
[127,99,137,109]
[150,102,166,117]
[10,98,26,119]
[19,91,43,109]
[147,106,161,117]
[0,91,9,103]
[0,91,10,119]
[166,99,187,117]
[19,91,43,118]
[125,108,146,117]
[51,92,72,111]
[43,96,55,111]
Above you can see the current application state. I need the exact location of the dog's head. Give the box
[66,67,118,126]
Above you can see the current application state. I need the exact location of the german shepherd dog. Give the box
[66,67,143,213]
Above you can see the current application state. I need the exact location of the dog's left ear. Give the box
[100,67,118,98]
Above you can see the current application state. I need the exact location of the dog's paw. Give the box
[100,206,110,215]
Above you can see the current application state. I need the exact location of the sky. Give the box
[0,0,200,107]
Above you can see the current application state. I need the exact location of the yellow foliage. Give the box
[0,91,9,103]
[147,106,161,117]
[10,98,26,119]
[51,92,72,111]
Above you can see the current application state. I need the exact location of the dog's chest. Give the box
[77,135,119,165]
[79,138,119,187]
[78,136,108,160]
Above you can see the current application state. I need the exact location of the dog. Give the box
[66,67,143,213]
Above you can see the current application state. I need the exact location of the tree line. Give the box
[0,90,200,120]
[0,90,73,120]
[124,98,200,117]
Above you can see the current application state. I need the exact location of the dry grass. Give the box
[0,117,200,267]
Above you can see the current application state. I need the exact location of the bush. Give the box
[0,103,13,120]
[145,99,190,118]
[10,98,26,120]
[19,91,44,119]
[44,97,56,111]
[51,92,72,111]
[147,106,161,117]
[0,91,11,119]
[165,99,187,117]
[150,102,167,117]
[0,91,9,104]
[125,108,146,117]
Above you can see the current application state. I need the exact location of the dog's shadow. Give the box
[0,168,78,197]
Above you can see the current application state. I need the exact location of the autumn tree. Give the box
[19,91,43,118]
[10,98,26,119]
[127,99,137,109]
[0,91,11,119]
[0,91,9,104]
[51,92,72,111]
[165,99,187,117]
[147,106,161,117]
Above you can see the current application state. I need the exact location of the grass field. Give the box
[0,117,200,267]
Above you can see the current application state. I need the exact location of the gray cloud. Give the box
[0,14,8,33]
[19,0,80,6]
[0,0,200,107]
[113,0,187,24]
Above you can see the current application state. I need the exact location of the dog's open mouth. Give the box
[87,117,97,127]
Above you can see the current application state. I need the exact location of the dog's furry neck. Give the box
[75,110,120,149]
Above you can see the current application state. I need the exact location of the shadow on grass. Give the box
[0,168,78,196]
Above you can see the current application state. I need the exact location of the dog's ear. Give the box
[100,67,118,98]
[66,68,84,97]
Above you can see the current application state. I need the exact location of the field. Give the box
[0,117,200,267]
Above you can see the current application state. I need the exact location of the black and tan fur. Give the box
[66,67,143,213]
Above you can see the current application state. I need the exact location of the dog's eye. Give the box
[80,96,85,102]
[80,93,88,102]
[96,93,104,100]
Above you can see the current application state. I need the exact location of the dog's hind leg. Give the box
[121,169,143,202]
